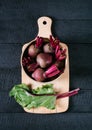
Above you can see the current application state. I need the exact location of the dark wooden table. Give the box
[0,0,92,130]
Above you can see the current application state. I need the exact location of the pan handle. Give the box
[37,16,52,38]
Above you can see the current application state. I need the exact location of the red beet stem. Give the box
[55,45,61,59]
[45,70,60,78]
[50,35,60,49]
[35,36,43,48]
[56,88,80,99]
[55,45,66,61]
[22,57,31,66]
[55,46,61,59]
[50,35,54,48]
[54,37,60,46]
[27,63,39,72]
[55,45,60,53]
[44,64,60,78]
[61,49,66,54]
[58,55,66,61]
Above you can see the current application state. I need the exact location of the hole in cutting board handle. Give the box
[43,21,47,25]
[37,16,52,38]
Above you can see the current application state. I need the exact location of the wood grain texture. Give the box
[0,0,92,19]
[47,0,92,19]
[0,20,92,44]
[0,44,22,68]
[0,0,92,43]
[0,0,92,129]
[0,0,92,44]
[0,113,92,130]
[0,43,92,91]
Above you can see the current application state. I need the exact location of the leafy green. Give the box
[32,84,55,94]
[9,84,56,110]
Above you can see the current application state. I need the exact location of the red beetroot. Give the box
[32,68,45,82]
[36,53,52,68]
[32,65,60,82]
[50,35,60,49]
[28,44,39,58]
[35,36,43,48]
[55,45,66,61]
[28,37,43,58]
[43,43,54,53]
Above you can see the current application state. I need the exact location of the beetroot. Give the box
[36,53,52,68]
[28,37,43,58]
[32,68,45,82]
[43,43,54,53]
[28,44,39,58]
[32,65,60,82]
[35,36,43,48]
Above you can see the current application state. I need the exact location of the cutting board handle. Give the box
[37,16,52,38]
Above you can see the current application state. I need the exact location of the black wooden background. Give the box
[0,0,92,130]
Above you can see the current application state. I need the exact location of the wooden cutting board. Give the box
[21,16,69,114]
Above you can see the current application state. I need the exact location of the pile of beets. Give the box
[22,35,66,82]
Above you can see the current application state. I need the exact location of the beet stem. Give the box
[27,63,39,72]
[35,36,43,48]
[61,49,66,54]
[56,88,80,99]
[50,35,59,49]
[58,55,66,61]
[44,65,60,78]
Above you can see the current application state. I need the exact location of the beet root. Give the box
[43,43,54,53]
[36,53,52,68]
[32,68,45,82]
[28,44,39,58]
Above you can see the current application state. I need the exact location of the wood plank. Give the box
[0,44,22,68]
[0,90,92,113]
[0,43,92,90]
[0,20,92,44]
[0,0,92,19]
[2,66,90,91]
[0,67,21,91]
[0,113,92,130]
[47,0,92,19]
[52,20,92,44]
[0,43,92,91]
[0,43,91,68]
